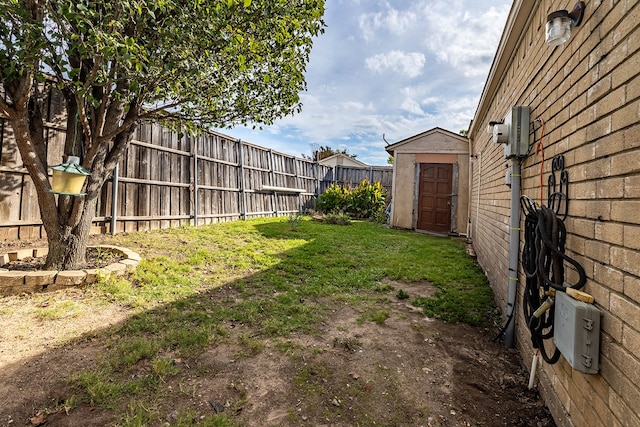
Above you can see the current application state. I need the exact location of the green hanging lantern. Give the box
[49,156,91,196]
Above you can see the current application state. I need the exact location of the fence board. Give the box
[0,87,391,240]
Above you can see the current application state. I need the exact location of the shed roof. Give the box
[385,127,468,155]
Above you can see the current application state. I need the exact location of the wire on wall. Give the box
[534,118,545,206]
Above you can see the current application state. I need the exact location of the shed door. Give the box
[417,163,452,233]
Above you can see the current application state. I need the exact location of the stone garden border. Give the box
[0,245,141,297]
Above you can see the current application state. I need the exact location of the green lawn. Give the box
[72,217,495,425]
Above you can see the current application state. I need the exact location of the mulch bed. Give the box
[1,247,124,271]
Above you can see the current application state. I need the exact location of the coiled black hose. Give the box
[521,201,587,364]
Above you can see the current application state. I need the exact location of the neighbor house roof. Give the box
[317,153,369,167]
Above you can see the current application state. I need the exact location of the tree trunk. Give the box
[43,194,99,270]
[8,87,137,271]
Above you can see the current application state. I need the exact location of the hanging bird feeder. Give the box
[49,156,91,196]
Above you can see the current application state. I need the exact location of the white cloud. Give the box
[358,7,418,42]
[365,51,426,78]
[400,98,424,115]
[419,1,509,77]
[218,0,512,165]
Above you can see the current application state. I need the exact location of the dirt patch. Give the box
[0,279,555,427]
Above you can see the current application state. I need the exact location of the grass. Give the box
[36,300,85,320]
[65,217,494,425]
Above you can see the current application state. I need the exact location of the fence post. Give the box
[369,166,373,183]
[294,157,301,213]
[193,150,199,226]
[187,133,198,227]
[269,148,279,216]
[315,161,321,198]
[238,139,247,220]
[110,163,119,235]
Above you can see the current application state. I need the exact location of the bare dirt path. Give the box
[0,275,555,427]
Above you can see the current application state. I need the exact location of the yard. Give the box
[0,218,554,426]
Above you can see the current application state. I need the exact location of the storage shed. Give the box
[385,128,469,235]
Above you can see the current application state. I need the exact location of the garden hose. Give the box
[521,201,587,364]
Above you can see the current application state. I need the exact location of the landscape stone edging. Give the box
[0,245,141,297]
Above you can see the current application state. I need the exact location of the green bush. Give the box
[316,180,386,221]
[347,180,386,219]
[316,184,348,213]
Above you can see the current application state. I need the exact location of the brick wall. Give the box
[469,1,640,426]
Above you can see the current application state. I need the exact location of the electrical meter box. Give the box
[493,106,530,158]
[553,290,601,374]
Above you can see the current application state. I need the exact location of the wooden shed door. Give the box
[417,163,452,233]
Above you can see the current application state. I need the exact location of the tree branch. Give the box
[0,95,14,119]
[91,60,118,142]
[75,92,93,145]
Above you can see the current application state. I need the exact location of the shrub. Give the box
[316,184,349,214]
[346,180,386,219]
[317,180,387,221]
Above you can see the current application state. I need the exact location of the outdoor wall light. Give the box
[49,156,91,196]
[546,1,585,46]
[486,119,504,134]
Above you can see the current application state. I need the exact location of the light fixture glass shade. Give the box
[546,14,572,46]
[49,155,91,196]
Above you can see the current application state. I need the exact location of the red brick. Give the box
[627,73,640,103]
[610,293,640,331]
[586,116,613,142]
[593,262,624,292]
[612,101,640,132]
[611,200,640,224]
[593,134,623,161]
[611,40,640,88]
[608,344,640,399]
[585,239,611,263]
[595,221,624,245]
[596,177,625,198]
[587,74,613,106]
[611,246,640,276]
[610,148,640,176]
[622,325,640,359]
[624,225,640,250]
[609,390,640,427]
[569,217,595,239]
[624,175,640,197]
[601,310,624,342]
[624,275,640,305]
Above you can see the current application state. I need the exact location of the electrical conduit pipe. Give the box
[505,157,521,348]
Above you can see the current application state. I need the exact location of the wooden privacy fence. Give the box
[98,122,337,235]
[325,165,393,195]
[1,116,392,241]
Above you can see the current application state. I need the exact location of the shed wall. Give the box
[391,151,469,234]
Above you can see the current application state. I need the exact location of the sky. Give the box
[216,0,512,166]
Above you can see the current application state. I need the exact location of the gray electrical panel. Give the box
[553,290,601,374]
[503,106,530,158]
